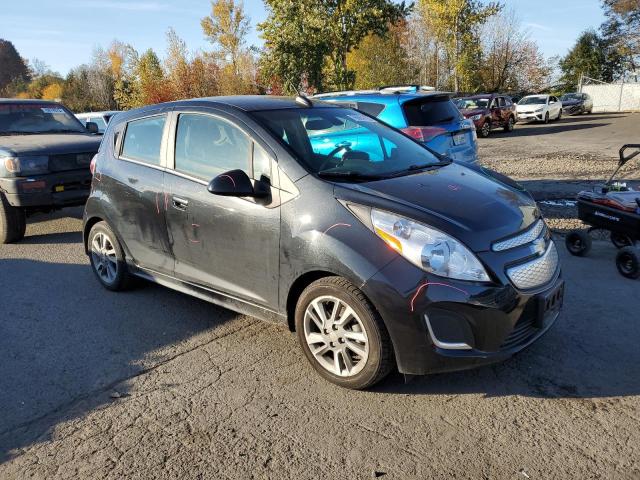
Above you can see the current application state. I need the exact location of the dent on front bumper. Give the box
[362,255,563,376]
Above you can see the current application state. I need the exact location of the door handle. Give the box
[172,196,189,210]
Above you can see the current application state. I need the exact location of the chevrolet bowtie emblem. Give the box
[532,238,546,256]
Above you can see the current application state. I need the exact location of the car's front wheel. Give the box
[0,193,26,244]
[543,112,550,124]
[295,277,394,389]
[88,221,133,291]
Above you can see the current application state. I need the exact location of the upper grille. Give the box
[506,241,559,290]
[49,152,94,172]
[493,219,545,252]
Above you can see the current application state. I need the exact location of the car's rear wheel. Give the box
[566,229,592,256]
[616,247,640,279]
[88,221,132,291]
[0,193,26,244]
[479,121,491,138]
[504,116,515,132]
[295,277,394,390]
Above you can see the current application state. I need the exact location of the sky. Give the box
[3,0,606,76]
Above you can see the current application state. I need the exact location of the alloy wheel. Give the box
[91,232,118,284]
[303,295,369,377]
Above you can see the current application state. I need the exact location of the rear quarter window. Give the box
[356,102,385,117]
[403,97,461,126]
[120,115,166,165]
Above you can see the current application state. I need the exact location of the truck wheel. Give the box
[504,116,515,132]
[479,121,491,138]
[616,247,640,279]
[295,277,394,390]
[565,230,592,257]
[0,193,26,244]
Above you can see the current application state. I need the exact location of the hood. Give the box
[0,133,101,157]
[461,108,487,117]
[335,163,539,252]
[515,103,543,112]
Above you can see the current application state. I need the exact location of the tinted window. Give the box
[121,115,166,165]
[251,107,442,177]
[0,103,86,135]
[356,102,385,117]
[403,97,461,126]
[174,113,250,180]
[497,97,506,107]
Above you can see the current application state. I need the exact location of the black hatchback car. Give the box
[83,96,564,389]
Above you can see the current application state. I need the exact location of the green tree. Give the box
[0,39,31,96]
[601,0,639,79]
[259,0,407,94]
[559,30,609,89]
[347,21,416,89]
[418,0,501,91]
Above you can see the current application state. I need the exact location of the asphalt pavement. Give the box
[1,206,639,479]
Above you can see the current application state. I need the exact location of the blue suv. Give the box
[313,86,478,163]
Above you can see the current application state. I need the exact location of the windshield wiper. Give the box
[387,160,452,177]
[43,129,85,134]
[0,131,36,136]
[317,170,388,181]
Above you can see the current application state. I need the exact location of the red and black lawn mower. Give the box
[566,144,640,279]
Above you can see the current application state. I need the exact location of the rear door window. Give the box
[356,102,385,117]
[121,115,166,165]
[174,113,251,180]
[403,97,461,126]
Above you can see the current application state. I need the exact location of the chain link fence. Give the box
[580,76,640,113]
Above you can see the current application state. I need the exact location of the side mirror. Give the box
[86,122,99,134]
[208,169,267,198]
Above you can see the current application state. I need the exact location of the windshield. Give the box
[560,94,581,101]
[455,97,490,109]
[518,96,547,105]
[251,107,446,179]
[0,103,87,135]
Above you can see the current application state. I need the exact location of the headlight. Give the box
[370,209,490,282]
[535,107,544,112]
[470,114,482,121]
[1,155,49,176]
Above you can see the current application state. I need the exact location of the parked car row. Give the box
[1,93,564,390]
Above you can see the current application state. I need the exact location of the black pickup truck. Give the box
[0,99,102,243]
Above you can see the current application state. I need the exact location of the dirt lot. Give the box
[1,114,639,479]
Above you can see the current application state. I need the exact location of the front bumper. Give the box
[562,104,583,115]
[362,253,563,376]
[516,112,544,122]
[0,169,91,209]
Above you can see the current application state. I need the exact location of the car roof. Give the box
[76,111,120,116]
[0,98,61,105]
[314,91,452,106]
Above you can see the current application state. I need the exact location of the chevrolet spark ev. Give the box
[83,96,563,389]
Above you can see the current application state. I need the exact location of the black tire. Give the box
[295,276,394,390]
[611,232,633,249]
[616,247,640,280]
[88,221,133,291]
[0,193,26,244]
[557,109,562,120]
[565,230,592,257]
[479,121,491,138]
[543,112,550,124]
[504,116,515,132]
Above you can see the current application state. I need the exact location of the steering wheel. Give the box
[319,142,352,171]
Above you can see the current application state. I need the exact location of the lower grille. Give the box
[501,316,537,350]
[49,152,94,172]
